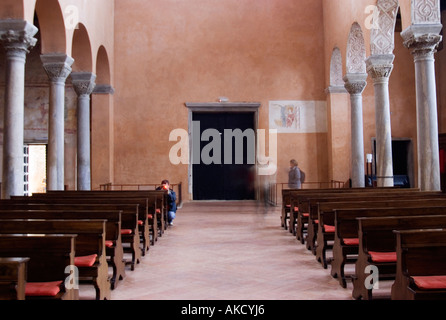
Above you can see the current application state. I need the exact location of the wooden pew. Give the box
[281,189,295,230]
[352,214,446,300]
[285,188,421,224]
[0,209,125,290]
[0,219,111,300]
[52,190,167,235]
[0,234,77,300]
[7,197,143,271]
[391,229,446,300]
[33,189,164,246]
[328,200,446,288]
[0,257,29,300]
[290,188,426,245]
[283,188,360,232]
[308,192,445,258]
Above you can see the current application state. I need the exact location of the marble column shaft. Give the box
[0,21,37,198]
[41,54,74,191]
[402,25,443,191]
[71,72,96,191]
[344,73,367,188]
[366,54,395,187]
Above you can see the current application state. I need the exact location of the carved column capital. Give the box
[401,24,443,61]
[343,73,367,95]
[41,54,74,84]
[0,20,38,58]
[366,54,395,84]
[71,72,96,97]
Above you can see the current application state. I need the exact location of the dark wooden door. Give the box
[192,112,255,200]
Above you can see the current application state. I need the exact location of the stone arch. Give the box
[370,0,440,54]
[329,47,344,87]
[34,0,66,53]
[346,22,366,74]
[370,0,400,55]
[71,23,93,72]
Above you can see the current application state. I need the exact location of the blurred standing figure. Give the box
[288,159,301,189]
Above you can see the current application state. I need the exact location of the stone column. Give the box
[71,72,96,190]
[402,25,443,191]
[41,54,74,191]
[366,54,395,187]
[344,73,367,188]
[0,20,38,198]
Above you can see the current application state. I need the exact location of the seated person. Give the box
[156,179,177,226]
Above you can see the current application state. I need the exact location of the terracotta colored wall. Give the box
[113,0,327,198]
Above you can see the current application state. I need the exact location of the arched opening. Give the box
[34,0,66,53]
[71,23,93,72]
[91,45,114,189]
[96,46,111,86]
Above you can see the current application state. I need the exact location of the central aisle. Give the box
[108,201,352,300]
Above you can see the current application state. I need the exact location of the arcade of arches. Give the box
[0,0,445,200]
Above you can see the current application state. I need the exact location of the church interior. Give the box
[0,0,446,302]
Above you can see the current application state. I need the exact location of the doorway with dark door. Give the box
[372,138,414,188]
[192,112,256,200]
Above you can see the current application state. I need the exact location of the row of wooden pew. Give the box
[0,189,170,300]
[281,187,446,300]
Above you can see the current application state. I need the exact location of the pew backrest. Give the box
[0,219,107,258]
[395,229,446,276]
[358,214,446,252]
[0,234,76,283]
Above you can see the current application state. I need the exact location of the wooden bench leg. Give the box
[107,241,126,289]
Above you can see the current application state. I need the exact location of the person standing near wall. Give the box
[288,159,301,189]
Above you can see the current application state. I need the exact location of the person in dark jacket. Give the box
[157,179,177,225]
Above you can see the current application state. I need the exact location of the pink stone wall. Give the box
[113,0,327,198]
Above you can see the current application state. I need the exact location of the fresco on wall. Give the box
[269,100,327,133]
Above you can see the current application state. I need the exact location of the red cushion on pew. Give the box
[286,205,290,208]
[324,225,335,233]
[412,276,446,290]
[302,212,309,217]
[369,251,397,263]
[147,214,153,219]
[294,207,299,212]
[138,220,143,225]
[156,209,161,213]
[105,240,114,248]
[121,229,133,235]
[343,238,359,246]
[314,220,319,224]
[25,281,62,297]
[75,254,97,267]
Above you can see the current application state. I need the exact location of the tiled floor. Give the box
[81,201,354,300]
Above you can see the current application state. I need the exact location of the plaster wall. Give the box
[113,0,327,197]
